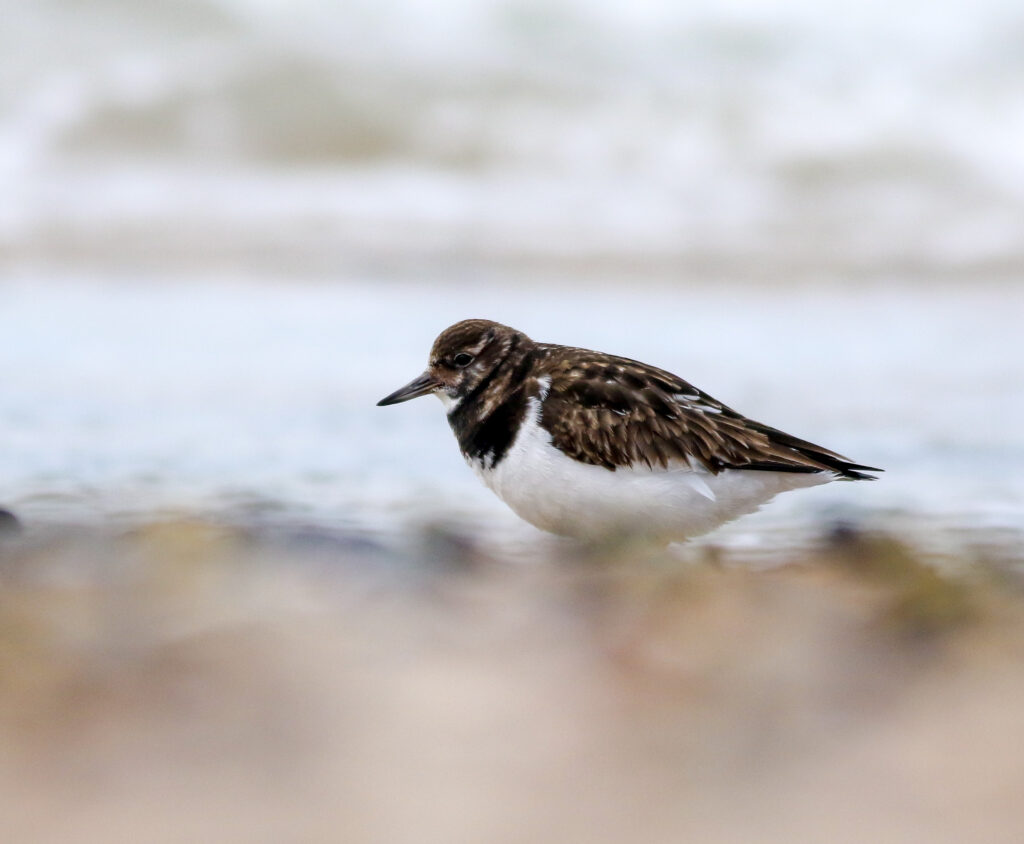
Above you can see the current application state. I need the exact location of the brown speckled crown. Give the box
[429,319,880,479]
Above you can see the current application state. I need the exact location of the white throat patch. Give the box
[436,391,462,413]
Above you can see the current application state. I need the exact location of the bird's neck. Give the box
[447,336,537,469]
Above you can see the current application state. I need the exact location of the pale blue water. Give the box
[1,277,1020,560]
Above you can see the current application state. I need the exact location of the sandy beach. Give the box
[1,521,1023,842]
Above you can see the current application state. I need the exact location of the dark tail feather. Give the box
[742,458,881,480]
[824,461,882,481]
[745,422,883,481]
[781,444,882,481]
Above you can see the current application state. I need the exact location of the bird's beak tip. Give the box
[376,371,439,406]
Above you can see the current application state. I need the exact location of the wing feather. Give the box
[535,347,880,479]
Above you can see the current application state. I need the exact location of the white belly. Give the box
[468,404,831,542]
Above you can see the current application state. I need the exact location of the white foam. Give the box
[2,0,1024,275]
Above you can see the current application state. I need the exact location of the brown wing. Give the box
[536,348,880,479]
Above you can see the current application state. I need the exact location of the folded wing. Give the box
[536,349,880,480]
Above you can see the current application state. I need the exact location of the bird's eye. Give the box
[453,353,474,368]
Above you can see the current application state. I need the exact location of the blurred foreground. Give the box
[2,521,1023,842]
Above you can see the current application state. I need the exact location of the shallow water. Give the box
[1,277,1020,560]
[4,0,1024,280]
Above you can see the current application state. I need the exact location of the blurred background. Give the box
[6,0,1024,278]
[2,1,1024,840]
[1,0,1022,552]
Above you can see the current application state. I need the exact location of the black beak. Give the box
[377,371,441,406]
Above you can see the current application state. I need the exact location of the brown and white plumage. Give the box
[535,347,877,479]
[378,319,880,542]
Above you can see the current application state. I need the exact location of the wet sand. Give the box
[2,521,1023,843]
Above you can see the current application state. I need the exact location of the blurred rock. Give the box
[0,508,22,536]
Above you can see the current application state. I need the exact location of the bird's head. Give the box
[377,319,524,411]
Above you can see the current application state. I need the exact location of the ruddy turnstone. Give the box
[378,319,880,542]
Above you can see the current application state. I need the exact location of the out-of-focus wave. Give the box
[3,0,1024,276]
